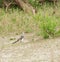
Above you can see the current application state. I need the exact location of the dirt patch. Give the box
[0,34,60,62]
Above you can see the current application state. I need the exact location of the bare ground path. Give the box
[0,34,60,62]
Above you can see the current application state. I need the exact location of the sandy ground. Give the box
[0,34,60,62]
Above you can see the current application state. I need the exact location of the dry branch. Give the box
[15,0,36,14]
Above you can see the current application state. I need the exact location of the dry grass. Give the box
[0,3,60,37]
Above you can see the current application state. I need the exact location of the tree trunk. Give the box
[15,0,36,14]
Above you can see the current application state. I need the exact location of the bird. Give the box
[12,32,24,44]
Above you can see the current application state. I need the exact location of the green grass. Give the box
[0,3,60,38]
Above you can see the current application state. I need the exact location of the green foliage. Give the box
[40,16,57,38]
[0,0,3,7]
[0,0,2,3]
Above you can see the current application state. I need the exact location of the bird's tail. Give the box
[12,38,20,44]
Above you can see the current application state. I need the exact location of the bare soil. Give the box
[0,33,60,62]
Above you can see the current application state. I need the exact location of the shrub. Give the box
[40,16,57,38]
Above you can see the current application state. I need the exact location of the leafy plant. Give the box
[40,16,57,38]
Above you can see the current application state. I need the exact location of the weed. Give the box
[40,16,57,38]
